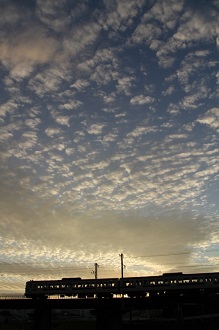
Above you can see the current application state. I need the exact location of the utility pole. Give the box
[119,253,124,278]
[95,263,99,279]
[92,263,99,279]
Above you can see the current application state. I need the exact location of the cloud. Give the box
[18,131,38,150]
[174,2,219,45]
[63,22,101,58]
[154,6,219,69]
[28,69,66,95]
[116,76,135,95]
[71,79,90,91]
[0,174,215,279]
[131,22,162,46]
[102,92,117,104]
[162,85,175,96]
[65,148,74,155]
[45,127,61,136]
[148,0,184,30]
[197,108,219,132]
[90,62,119,85]
[0,27,61,69]
[9,62,34,81]
[59,100,83,110]
[25,118,41,129]
[87,123,105,135]
[130,0,219,68]
[99,0,144,32]
[36,0,73,32]
[130,95,154,105]
[177,51,213,89]
[0,0,218,292]
[0,99,18,117]
[0,130,13,143]
[0,1,31,30]
[130,0,183,55]
[54,115,71,127]
[80,47,120,85]
[127,126,150,138]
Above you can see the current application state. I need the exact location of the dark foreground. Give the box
[1,316,219,330]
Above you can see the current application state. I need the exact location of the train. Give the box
[25,271,219,299]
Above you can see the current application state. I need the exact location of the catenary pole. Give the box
[119,253,124,278]
[94,263,99,279]
[91,263,99,279]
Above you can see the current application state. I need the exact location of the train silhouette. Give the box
[25,271,219,299]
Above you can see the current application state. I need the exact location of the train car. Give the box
[120,275,167,297]
[120,272,219,297]
[25,277,119,298]
[25,272,219,299]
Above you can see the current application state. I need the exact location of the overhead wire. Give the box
[1,249,219,279]
[130,252,191,258]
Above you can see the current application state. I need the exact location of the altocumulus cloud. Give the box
[0,0,218,293]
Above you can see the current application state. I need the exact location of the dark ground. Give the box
[0,319,96,330]
[1,317,219,330]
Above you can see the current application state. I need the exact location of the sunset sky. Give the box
[0,0,219,294]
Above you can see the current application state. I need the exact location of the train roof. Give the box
[61,277,82,281]
[163,272,183,276]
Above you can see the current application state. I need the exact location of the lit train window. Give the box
[183,279,190,284]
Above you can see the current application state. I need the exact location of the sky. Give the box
[0,0,219,294]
